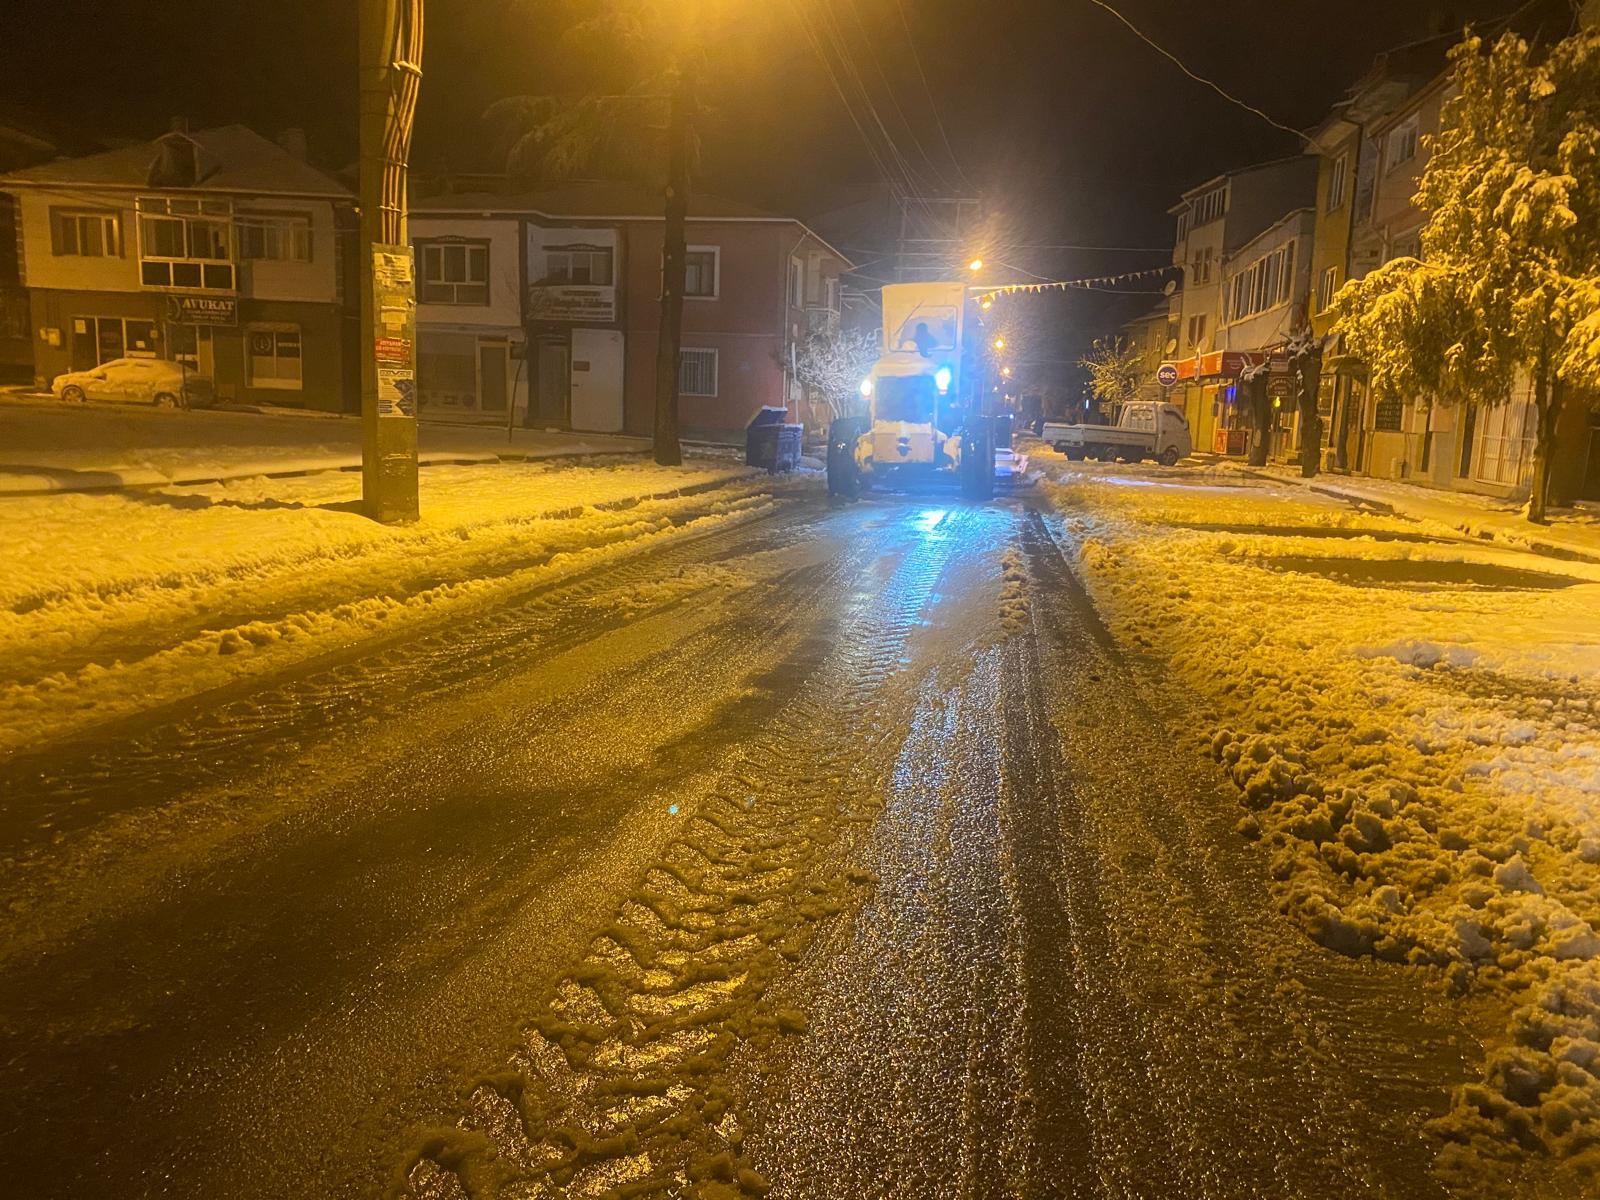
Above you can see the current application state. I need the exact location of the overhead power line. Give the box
[890,0,973,193]
[1082,0,1307,142]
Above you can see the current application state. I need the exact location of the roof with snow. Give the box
[0,125,351,198]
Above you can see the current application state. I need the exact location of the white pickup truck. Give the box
[1041,400,1193,467]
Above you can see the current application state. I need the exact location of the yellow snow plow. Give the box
[826,282,1000,501]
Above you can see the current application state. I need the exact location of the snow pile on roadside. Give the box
[0,458,780,755]
[1038,456,1600,1183]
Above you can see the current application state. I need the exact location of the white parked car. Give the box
[51,358,213,409]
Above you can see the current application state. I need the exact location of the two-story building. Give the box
[0,125,357,411]
[409,183,850,442]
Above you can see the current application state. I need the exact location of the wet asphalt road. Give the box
[0,490,1480,1198]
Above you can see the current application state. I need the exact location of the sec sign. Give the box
[1156,363,1180,387]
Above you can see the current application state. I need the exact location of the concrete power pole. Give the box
[359,0,424,523]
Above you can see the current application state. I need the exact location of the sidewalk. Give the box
[0,395,651,496]
[1225,458,1600,562]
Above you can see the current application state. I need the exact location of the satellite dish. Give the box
[1162,280,1178,297]
[1164,338,1179,355]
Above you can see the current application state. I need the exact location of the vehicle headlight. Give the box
[859,377,874,398]
[934,366,952,394]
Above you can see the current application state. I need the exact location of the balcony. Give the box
[137,196,237,293]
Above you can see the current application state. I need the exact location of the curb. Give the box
[0,444,652,499]
[1235,465,1600,564]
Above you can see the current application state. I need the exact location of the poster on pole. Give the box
[372,245,417,418]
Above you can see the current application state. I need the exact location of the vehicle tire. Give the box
[153,391,184,410]
[827,416,866,499]
[1064,446,1085,462]
[61,385,85,403]
[1159,446,1181,467]
[1052,442,1066,453]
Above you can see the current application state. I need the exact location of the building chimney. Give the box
[276,127,308,162]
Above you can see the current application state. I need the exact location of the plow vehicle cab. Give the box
[827,282,996,500]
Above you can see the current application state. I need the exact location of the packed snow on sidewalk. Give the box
[1035,449,1600,1185]
[0,456,780,755]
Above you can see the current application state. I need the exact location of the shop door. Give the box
[569,329,624,432]
[70,317,120,371]
[477,340,509,413]
[532,339,570,427]
[1583,413,1600,501]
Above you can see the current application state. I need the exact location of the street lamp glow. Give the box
[993,337,1006,351]
[1001,366,1013,378]
[967,257,985,271]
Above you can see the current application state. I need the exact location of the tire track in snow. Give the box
[394,505,972,1198]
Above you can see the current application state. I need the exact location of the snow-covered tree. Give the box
[1078,337,1147,417]
[1333,28,1600,522]
[793,326,880,422]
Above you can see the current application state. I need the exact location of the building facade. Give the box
[410,183,850,442]
[1165,156,1318,453]
[0,125,357,412]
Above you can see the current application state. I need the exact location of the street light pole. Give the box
[359,0,424,523]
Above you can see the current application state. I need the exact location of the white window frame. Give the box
[419,240,490,305]
[136,196,235,291]
[1318,265,1340,312]
[1192,186,1227,227]
[543,244,614,286]
[50,208,120,257]
[246,323,303,391]
[685,245,720,300]
[1327,154,1348,212]
[1385,116,1419,173]
[237,211,312,262]
[679,347,718,396]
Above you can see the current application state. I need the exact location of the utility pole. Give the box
[652,67,689,467]
[359,0,424,522]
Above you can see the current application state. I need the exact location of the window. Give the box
[246,325,302,390]
[1318,265,1341,312]
[1374,397,1403,432]
[1187,313,1207,348]
[544,245,613,286]
[419,240,489,305]
[1191,186,1227,228]
[1190,245,1214,285]
[137,196,235,291]
[1175,211,1190,243]
[1326,154,1348,212]
[686,247,720,299]
[238,212,312,262]
[679,347,718,396]
[1226,241,1297,323]
[1385,116,1419,173]
[50,209,119,257]
[825,276,840,312]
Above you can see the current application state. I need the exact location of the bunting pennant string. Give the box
[971,264,1178,307]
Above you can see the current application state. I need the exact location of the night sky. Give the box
[0,0,1551,373]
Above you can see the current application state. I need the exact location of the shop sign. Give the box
[165,295,238,326]
[1156,363,1180,387]
[528,285,616,323]
[1268,374,1293,399]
